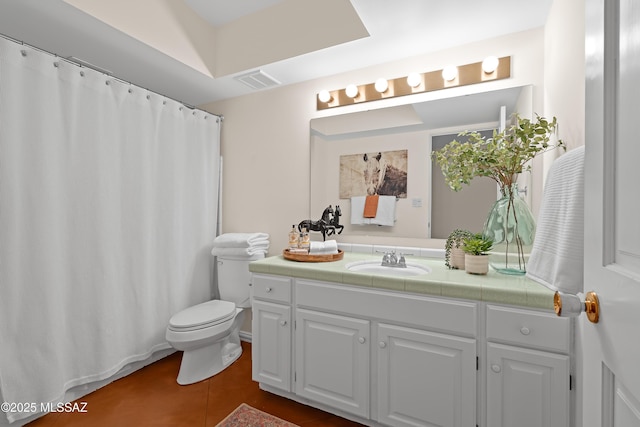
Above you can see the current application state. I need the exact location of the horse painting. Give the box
[362,151,407,197]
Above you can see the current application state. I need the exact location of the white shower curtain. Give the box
[0,38,220,424]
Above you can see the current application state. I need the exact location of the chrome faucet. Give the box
[381,251,397,266]
[379,250,411,267]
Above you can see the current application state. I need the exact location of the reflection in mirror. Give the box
[310,85,533,241]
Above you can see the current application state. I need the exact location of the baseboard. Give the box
[239,331,252,343]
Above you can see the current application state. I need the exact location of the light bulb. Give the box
[374,78,388,93]
[407,72,421,88]
[318,90,331,103]
[482,56,499,74]
[345,84,358,98]
[442,65,458,82]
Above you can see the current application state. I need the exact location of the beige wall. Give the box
[544,0,586,153]
[203,28,547,255]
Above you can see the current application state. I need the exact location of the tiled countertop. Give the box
[249,252,556,311]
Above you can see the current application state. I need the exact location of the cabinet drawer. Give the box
[486,305,570,353]
[251,274,292,304]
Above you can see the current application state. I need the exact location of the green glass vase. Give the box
[482,185,536,275]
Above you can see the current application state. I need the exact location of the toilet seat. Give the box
[168,300,236,332]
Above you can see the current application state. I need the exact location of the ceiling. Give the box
[0,0,552,107]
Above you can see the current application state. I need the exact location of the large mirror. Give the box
[310,85,533,240]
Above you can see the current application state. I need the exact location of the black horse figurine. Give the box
[326,205,344,236]
[298,205,333,241]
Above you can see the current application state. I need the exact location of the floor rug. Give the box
[216,403,300,427]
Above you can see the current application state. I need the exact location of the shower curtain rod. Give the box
[0,32,224,120]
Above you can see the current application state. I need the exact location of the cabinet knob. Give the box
[379,341,387,348]
[280,320,287,326]
[520,327,530,335]
[491,364,501,373]
[265,287,272,293]
[358,337,366,344]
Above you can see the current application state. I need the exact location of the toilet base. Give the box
[176,334,243,385]
[174,310,245,385]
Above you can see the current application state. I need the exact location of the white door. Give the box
[583,0,640,425]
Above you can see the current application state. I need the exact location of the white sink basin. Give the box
[345,260,431,277]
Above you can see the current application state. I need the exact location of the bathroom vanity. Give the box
[249,250,573,427]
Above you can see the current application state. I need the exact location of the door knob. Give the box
[280,320,287,326]
[358,337,366,344]
[554,291,600,323]
[379,341,387,348]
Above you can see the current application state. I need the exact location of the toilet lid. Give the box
[169,300,236,331]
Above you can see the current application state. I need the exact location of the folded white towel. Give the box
[309,240,338,255]
[350,196,368,225]
[213,232,269,248]
[211,245,269,258]
[526,146,584,294]
[370,195,396,226]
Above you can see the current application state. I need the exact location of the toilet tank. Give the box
[217,253,264,308]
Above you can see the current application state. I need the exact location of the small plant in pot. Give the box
[462,234,493,275]
[445,229,473,269]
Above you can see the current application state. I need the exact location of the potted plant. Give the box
[462,234,493,275]
[445,229,473,269]
[432,114,565,274]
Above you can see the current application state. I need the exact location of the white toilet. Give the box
[165,253,263,385]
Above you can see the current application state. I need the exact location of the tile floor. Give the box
[27,342,363,426]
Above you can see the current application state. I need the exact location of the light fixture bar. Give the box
[317,56,511,110]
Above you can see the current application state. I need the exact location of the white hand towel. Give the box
[370,195,396,226]
[213,232,269,248]
[309,240,339,255]
[350,196,369,225]
[526,146,584,294]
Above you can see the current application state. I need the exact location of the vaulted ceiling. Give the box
[0,0,552,106]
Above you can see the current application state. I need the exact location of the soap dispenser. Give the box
[299,227,310,251]
[288,225,299,249]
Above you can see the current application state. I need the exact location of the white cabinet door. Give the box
[252,300,291,392]
[486,343,570,427]
[377,323,476,427]
[295,308,370,418]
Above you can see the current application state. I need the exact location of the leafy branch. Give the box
[432,114,565,194]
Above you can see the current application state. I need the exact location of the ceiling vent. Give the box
[234,69,281,90]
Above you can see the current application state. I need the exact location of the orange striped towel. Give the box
[363,195,379,218]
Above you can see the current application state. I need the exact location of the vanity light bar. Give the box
[316,56,511,110]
